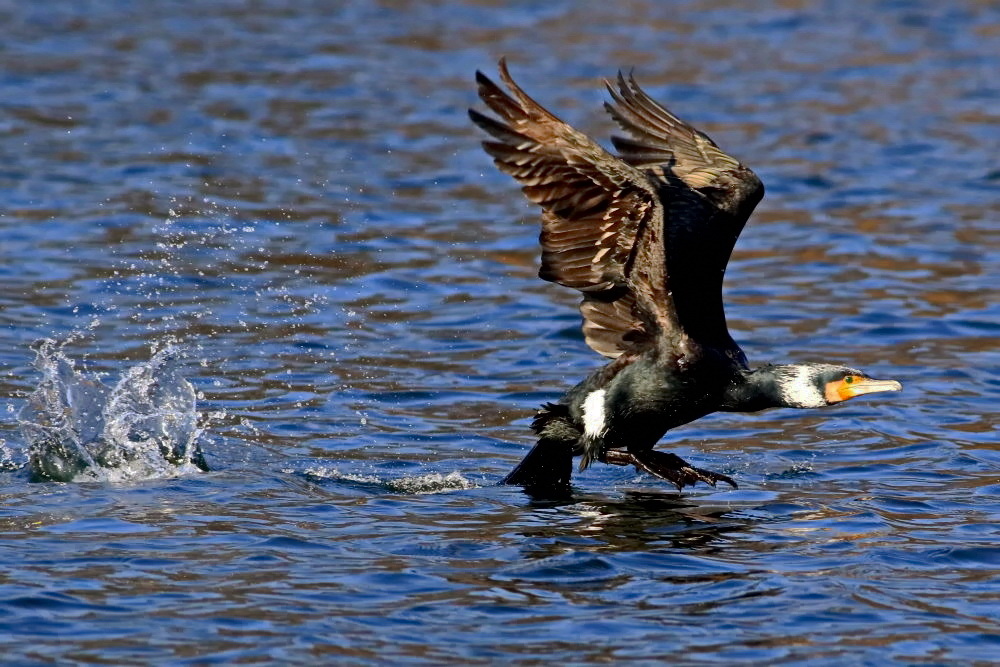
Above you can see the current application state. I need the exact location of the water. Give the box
[1,0,997,663]
[19,341,207,482]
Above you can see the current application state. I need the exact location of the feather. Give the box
[470,59,762,360]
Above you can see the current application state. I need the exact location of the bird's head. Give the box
[774,364,902,409]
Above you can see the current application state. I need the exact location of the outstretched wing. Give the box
[470,59,687,359]
[604,72,763,351]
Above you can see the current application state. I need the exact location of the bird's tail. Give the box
[500,403,578,494]
[500,437,574,491]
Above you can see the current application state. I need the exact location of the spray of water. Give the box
[19,339,208,482]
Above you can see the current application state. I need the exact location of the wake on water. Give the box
[18,340,208,483]
[16,341,479,492]
[300,467,478,494]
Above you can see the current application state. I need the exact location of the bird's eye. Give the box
[845,376,854,384]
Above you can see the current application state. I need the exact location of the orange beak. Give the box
[826,377,902,403]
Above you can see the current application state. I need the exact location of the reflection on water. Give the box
[0,0,998,663]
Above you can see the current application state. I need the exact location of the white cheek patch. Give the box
[581,389,607,438]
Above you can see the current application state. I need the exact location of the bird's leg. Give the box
[601,449,633,467]
[604,448,737,491]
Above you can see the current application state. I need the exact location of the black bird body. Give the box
[470,59,901,493]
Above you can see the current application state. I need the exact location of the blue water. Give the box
[1,1,998,663]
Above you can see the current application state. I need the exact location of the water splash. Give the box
[387,471,478,494]
[0,439,23,472]
[19,340,208,483]
[300,466,477,494]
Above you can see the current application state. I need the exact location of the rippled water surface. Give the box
[1,1,998,663]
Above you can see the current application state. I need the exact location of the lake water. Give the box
[1,1,998,663]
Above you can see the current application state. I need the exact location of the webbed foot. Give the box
[602,449,737,491]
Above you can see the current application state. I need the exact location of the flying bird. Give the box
[469,58,901,493]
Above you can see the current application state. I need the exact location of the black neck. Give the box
[720,365,789,412]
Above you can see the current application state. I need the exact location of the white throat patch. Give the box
[581,389,608,438]
[778,365,826,408]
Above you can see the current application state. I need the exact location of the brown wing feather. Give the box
[579,291,650,358]
[604,71,763,216]
[470,59,684,359]
[604,71,763,355]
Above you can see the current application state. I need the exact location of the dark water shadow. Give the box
[519,489,754,552]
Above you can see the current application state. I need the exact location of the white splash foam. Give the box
[20,341,207,482]
[302,467,477,494]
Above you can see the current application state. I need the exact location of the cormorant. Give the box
[470,59,901,494]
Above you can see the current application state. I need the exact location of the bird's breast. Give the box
[591,363,722,450]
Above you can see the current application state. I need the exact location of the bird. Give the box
[469,58,902,494]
